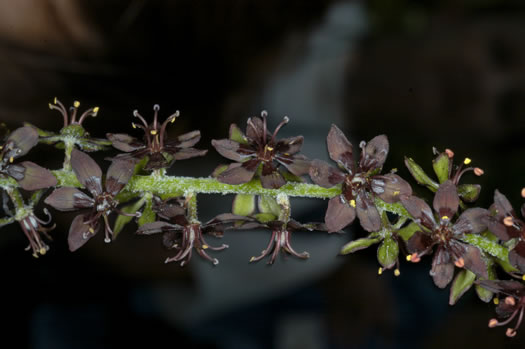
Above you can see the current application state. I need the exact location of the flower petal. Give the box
[359,135,389,172]
[68,214,97,252]
[325,195,356,232]
[211,139,254,161]
[44,187,94,211]
[172,148,208,160]
[433,180,459,221]
[308,159,345,188]
[356,192,381,232]
[136,221,181,235]
[260,162,286,189]
[449,240,488,278]
[176,130,201,148]
[371,174,412,203]
[5,164,25,180]
[509,241,525,273]
[71,149,103,195]
[16,161,57,191]
[453,208,489,235]
[275,156,310,177]
[6,126,39,158]
[217,160,258,185]
[326,124,354,173]
[105,159,135,196]
[275,136,304,155]
[431,247,455,289]
[406,231,434,254]
[106,133,144,152]
[493,189,515,219]
[144,152,171,170]
[400,195,436,230]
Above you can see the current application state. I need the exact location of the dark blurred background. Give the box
[1,0,525,348]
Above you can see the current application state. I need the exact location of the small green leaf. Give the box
[341,237,381,255]
[432,153,450,184]
[229,124,249,144]
[23,123,55,137]
[475,259,497,303]
[457,184,481,203]
[377,236,399,269]
[254,212,276,223]
[281,170,304,183]
[212,164,229,178]
[0,216,15,228]
[258,195,281,216]
[232,194,256,216]
[138,198,156,227]
[397,222,420,241]
[113,198,146,237]
[404,157,439,191]
[449,269,476,305]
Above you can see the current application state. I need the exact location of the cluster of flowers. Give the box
[0,98,524,338]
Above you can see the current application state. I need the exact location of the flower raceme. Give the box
[2,99,525,340]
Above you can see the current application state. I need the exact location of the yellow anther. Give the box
[503,216,514,227]
[378,267,383,275]
[493,297,499,305]
[132,123,137,129]
[394,269,400,277]
[73,101,80,108]
[393,190,400,196]
[9,156,14,163]
[266,146,274,151]
[89,227,95,234]
[522,274,525,281]
[349,199,356,208]
[39,248,47,255]
[0,145,2,150]
[463,157,472,165]
[202,245,209,249]
[250,257,256,262]
[48,103,53,110]
[171,117,176,123]
[53,97,57,104]
[441,215,449,220]
[150,130,158,135]
[93,107,100,114]
[406,254,412,261]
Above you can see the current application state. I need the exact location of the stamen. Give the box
[505,296,516,306]
[454,257,465,268]
[506,328,517,337]
[464,157,472,165]
[50,98,70,127]
[445,148,454,158]
[73,101,80,108]
[77,108,98,125]
[9,156,14,163]
[521,188,525,198]
[261,110,268,143]
[504,216,514,227]
[406,254,412,261]
[442,215,449,221]
[378,267,383,275]
[488,319,499,328]
[409,253,420,263]
[474,167,484,176]
[494,297,500,305]
[349,199,356,208]
[394,269,401,277]
[152,104,160,131]
[132,110,149,128]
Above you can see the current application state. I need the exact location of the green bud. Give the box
[258,195,281,216]
[377,236,399,269]
[254,212,277,223]
[229,124,249,144]
[113,197,146,237]
[397,221,420,241]
[340,237,381,255]
[457,184,481,203]
[212,164,229,178]
[432,152,451,184]
[404,157,439,191]
[475,260,497,303]
[232,194,256,216]
[138,198,156,227]
[449,269,476,305]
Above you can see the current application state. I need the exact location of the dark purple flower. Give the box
[309,125,411,232]
[44,149,137,251]
[241,218,325,265]
[401,180,489,288]
[137,197,245,266]
[107,104,207,170]
[0,126,57,190]
[18,209,55,258]
[483,190,525,273]
[211,111,310,189]
[478,280,525,337]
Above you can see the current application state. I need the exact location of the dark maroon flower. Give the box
[44,149,137,251]
[18,208,55,258]
[137,197,245,266]
[241,218,325,265]
[107,104,207,170]
[0,126,57,190]
[211,111,310,189]
[401,180,489,288]
[483,190,525,273]
[309,125,411,232]
[478,280,525,337]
